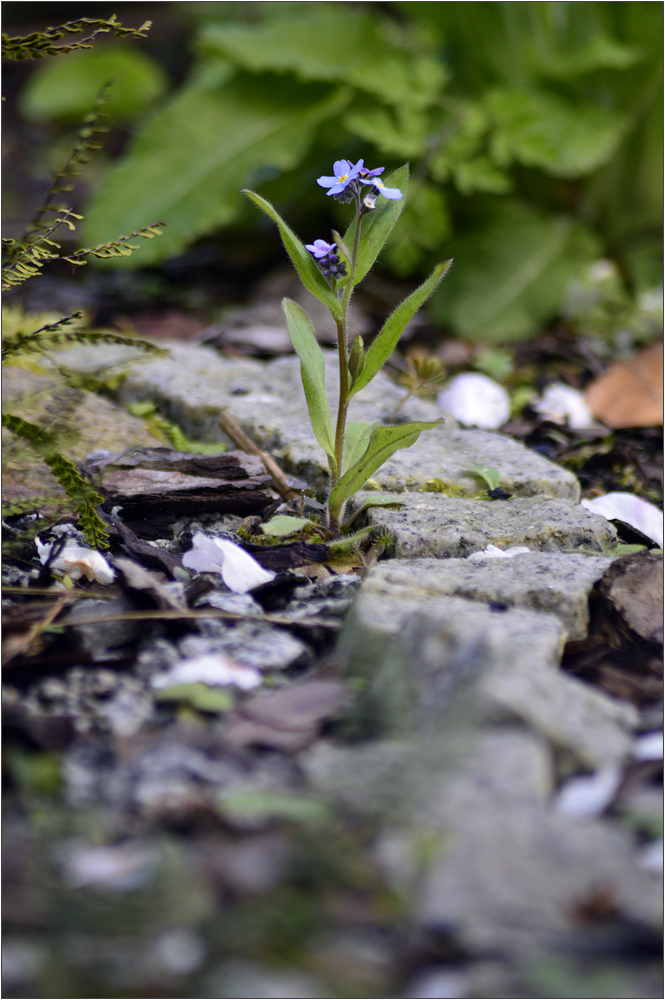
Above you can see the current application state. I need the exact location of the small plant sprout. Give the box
[244,160,452,535]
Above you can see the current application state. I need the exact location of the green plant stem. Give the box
[331,205,363,494]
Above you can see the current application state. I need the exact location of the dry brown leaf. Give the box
[584,342,663,428]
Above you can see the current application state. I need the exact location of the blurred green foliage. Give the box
[19,43,168,123]
[16,2,663,341]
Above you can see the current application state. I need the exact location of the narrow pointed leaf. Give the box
[341,420,379,475]
[344,164,409,285]
[245,190,342,318]
[350,260,453,396]
[282,299,336,465]
[329,419,441,516]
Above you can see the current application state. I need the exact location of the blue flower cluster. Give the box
[304,239,347,279]
[316,159,403,203]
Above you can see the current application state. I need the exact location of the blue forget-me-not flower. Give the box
[305,239,347,279]
[317,159,402,204]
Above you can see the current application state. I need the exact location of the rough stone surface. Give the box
[340,592,637,767]
[416,747,662,954]
[2,365,162,507]
[50,341,580,498]
[352,491,617,557]
[358,553,613,641]
[306,729,661,956]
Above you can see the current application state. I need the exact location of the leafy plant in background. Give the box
[67,1,661,342]
[2,17,166,548]
[245,158,450,534]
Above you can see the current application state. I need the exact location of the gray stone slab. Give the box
[51,341,579,498]
[359,552,613,640]
[340,591,636,767]
[352,491,617,557]
[416,763,662,955]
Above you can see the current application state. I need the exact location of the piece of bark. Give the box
[598,551,663,645]
[85,447,277,522]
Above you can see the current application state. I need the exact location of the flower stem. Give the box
[331,203,363,493]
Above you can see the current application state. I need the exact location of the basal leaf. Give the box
[262,515,314,536]
[328,419,441,517]
[341,420,380,475]
[344,164,409,285]
[350,260,452,396]
[244,189,342,318]
[83,74,348,266]
[282,299,336,465]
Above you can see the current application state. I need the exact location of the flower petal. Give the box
[437,373,510,429]
[35,537,115,584]
[182,534,276,593]
[151,653,262,691]
[580,493,663,547]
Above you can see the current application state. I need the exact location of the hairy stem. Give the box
[331,205,363,493]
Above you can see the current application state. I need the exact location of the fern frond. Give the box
[2,311,168,362]
[2,413,109,548]
[2,210,79,290]
[63,222,166,267]
[2,16,152,61]
[23,89,112,242]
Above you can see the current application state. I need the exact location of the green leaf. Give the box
[344,164,409,285]
[486,87,625,178]
[83,74,348,266]
[327,525,374,548]
[262,515,314,536]
[428,200,601,342]
[282,299,336,466]
[382,180,451,276]
[464,464,501,491]
[198,12,445,108]
[155,683,234,712]
[350,261,452,396]
[18,43,168,123]
[344,104,429,158]
[244,189,342,318]
[329,419,441,518]
[341,420,380,475]
[342,494,405,530]
[216,788,330,825]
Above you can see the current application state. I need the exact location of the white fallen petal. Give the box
[151,653,262,691]
[468,544,531,560]
[580,493,663,547]
[632,731,664,762]
[182,534,276,593]
[532,382,595,429]
[437,373,510,430]
[35,537,115,585]
[555,768,621,819]
[636,840,663,874]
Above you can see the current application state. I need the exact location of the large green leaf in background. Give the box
[429,201,601,342]
[198,11,446,108]
[18,44,168,123]
[82,74,348,265]
[486,88,626,177]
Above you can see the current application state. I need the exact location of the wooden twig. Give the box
[219,409,300,502]
[2,594,74,665]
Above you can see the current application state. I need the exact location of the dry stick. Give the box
[219,409,300,502]
[2,594,74,665]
